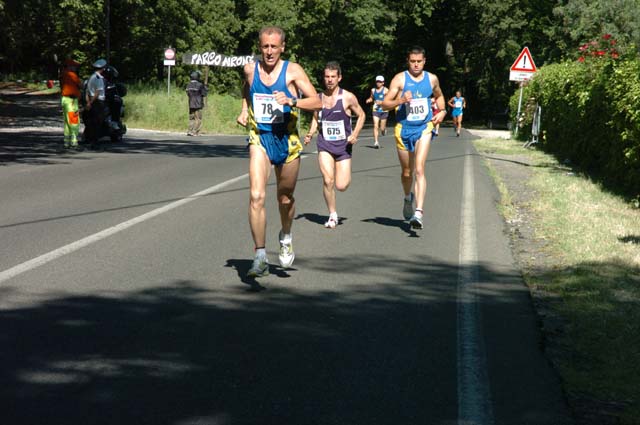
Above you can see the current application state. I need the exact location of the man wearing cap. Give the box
[84,59,107,147]
[60,59,82,149]
[365,75,389,149]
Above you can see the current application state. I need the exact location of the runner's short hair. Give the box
[407,46,426,58]
[324,61,342,76]
[259,26,286,43]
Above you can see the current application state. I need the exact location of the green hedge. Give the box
[511,56,640,197]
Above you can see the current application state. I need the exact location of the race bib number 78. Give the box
[253,93,284,124]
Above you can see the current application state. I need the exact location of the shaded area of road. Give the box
[0,255,531,425]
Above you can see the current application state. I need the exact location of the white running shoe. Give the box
[278,232,295,268]
[324,215,338,229]
[409,214,423,229]
[247,255,269,278]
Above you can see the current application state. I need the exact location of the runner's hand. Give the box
[303,134,313,145]
[236,109,248,127]
[431,110,447,125]
[273,91,289,106]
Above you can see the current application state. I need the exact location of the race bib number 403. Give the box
[407,97,429,122]
[253,93,284,124]
[322,120,346,141]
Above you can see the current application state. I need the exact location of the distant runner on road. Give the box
[381,46,446,229]
[304,61,365,229]
[365,75,389,149]
[236,26,322,278]
[448,90,466,137]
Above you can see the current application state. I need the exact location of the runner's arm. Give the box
[304,109,319,145]
[365,88,374,104]
[447,96,455,108]
[236,64,252,127]
[380,73,409,110]
[430,74,447,125]
[347,93,366,144]
[274,62,322,111]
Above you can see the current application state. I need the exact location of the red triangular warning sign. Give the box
[510,47,537,72]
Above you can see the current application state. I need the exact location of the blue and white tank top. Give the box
[249,60,295,133]
[372,88,385,112]
[396,71,433,128]
[452,96,464,113]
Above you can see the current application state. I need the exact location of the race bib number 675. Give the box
[322,120,346,141]
[253,93,284,124]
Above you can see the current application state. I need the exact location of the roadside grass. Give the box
[125,83,247,135]
[124,83,314,135]
[473,137,640,424]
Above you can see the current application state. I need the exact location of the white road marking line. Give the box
[0,174,249,284]
[457,151,495,424]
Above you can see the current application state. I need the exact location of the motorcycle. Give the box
[81,65,127,144]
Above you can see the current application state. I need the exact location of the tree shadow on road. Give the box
[0,130,250,166]
[0,253,577,425]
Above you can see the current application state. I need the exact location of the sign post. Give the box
[164,47,176,95]
[509,47,537,137]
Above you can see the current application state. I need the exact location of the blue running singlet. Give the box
[394,71,434,152]
[248,60,302,165]
[372,88,385,113]
[452,96,464,117]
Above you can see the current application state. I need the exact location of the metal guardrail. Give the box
[523,104,541,148]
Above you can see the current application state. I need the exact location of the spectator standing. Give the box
[84,59,107,147]
[186,71,208,136]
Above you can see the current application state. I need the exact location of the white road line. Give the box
[0,174,249,284]
[457,151,495,424]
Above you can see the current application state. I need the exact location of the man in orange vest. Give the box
[60,58,82,149]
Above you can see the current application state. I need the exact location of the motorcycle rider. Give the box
[84,58,107,148]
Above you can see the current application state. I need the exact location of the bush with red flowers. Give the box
[510,35,640,197]
[577,34,620,62]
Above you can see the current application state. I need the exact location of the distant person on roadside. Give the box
[304,61,366,229]
[380,46,447,230]
[236,25,322,278]
[84,58,107,147]
[448,90,466,137]
[365,75,388,149]
[186,70,208,136]
[60,58,82,150]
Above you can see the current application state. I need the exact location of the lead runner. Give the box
[380,46,447,230]
[236,26,322,278]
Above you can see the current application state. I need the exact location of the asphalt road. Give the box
[0,104,572,424]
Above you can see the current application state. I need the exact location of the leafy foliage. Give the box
[513,40,640,197]
[0,0,638,123]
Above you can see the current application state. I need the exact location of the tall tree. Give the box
[550,0,640,55]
